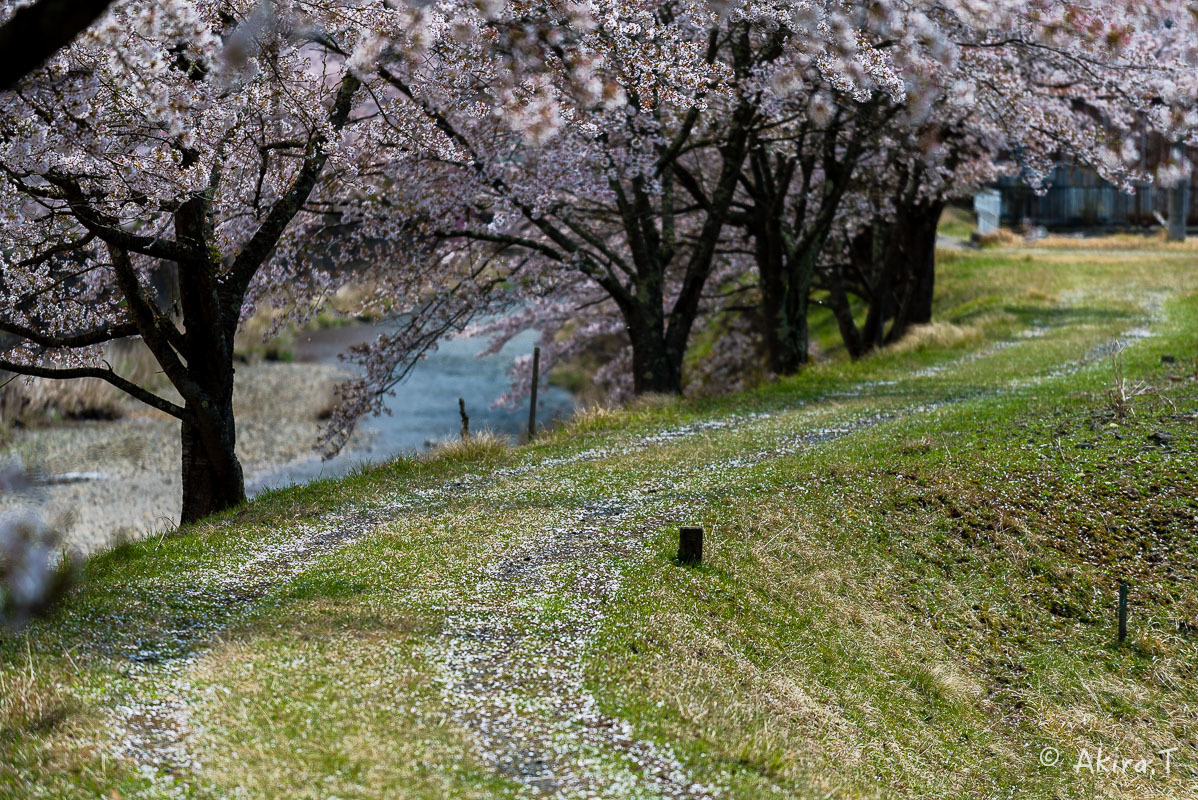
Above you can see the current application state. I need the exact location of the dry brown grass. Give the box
[0,341,164,435]
[1035,230,1198,251]
[898,436,936,456]
[0,649,69,738]
[422,429,511,464]
[0,642,119,792]
[1107,346,1160,420]
[888,321,985,354]
[974,228,1024,248]
[1024,286,1061,303]
[631,392,683,412]
[566,403,621,432]
[233,304,295,361]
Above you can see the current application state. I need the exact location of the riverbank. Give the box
[0,360,357,554]
[1,321,576,554]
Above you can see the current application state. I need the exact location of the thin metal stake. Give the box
[527,346,540,441]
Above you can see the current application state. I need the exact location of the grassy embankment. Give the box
[1,240,1196,799]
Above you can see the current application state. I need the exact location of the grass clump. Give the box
[422,430,512,465]
[888,320,986,354]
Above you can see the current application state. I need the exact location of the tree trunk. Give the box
[825,261,866,359]
[886,200,943,343]
[179,398,245,523]
[1167,140,1188,243]
[627,311,682,394]
[756,224,812,375]
[862,237,900,349]
[174,193,247,523]
[760,299,808,375]
[758,235,797,375]
[908,200,943,326]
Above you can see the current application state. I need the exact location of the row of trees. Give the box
[0,1,1195,521]
[345,0,1192,406]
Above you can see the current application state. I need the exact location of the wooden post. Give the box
[1167,141,1188,242]
[527,345,540,441]
[678,526,703,565]
[458,397,469,440]
[1118,582,1129,644]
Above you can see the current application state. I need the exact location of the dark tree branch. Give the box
[0,358,184,419]
[227,71,362,295]
[0,0,114,90]
[0,319,138,349]
[42,174,198,262]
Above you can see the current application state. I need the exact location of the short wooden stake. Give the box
[678,526,703,565]
[1118,582,1129,644]
[527,345,540,441]
[458,397,469,440]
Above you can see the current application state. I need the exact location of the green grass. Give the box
[1,244,1196,799]
[938,205,977,241]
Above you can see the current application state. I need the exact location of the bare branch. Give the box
[0,319,138,349]
[0,358,185,419]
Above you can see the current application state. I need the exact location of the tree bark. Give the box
[627,305,682,394]
[0,0,114,90]
[885,199,943,343]
[824,259,866,359]
[755,214,807,374]
[907,200,943,327]
[1167,141,1188,243]
[180,401,245,523]
[743,104,879,376]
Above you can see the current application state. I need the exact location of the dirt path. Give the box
[409,313,1165,797]
[432,499,713,798]
[427,410,929,798]
[98,311,1158,796]
[109,505,383,774]
[103,403,895,793]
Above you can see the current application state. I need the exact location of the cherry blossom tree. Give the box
[316,1,1197,441]
[0,1,393,520]
[2,0,1195,520]
[726,1,1197,370]
[0,0,671,516]
[364,2,768,398]
[326,1,948,424]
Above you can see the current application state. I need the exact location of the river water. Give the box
[246,322,574,494]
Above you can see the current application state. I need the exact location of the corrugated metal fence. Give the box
[997,165,1197,229]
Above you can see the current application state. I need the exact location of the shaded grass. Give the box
[938,205,977,241]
